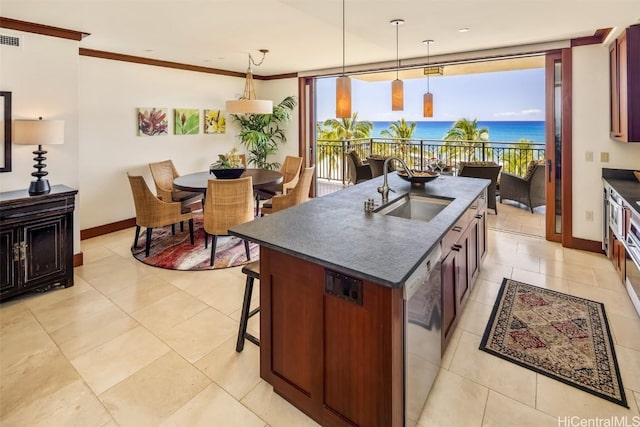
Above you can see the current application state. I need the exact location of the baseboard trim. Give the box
[81,218,136,240]
[73,252,83,267]
[566,237,604,254]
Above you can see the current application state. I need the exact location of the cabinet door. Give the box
[260,248,325,420]
[22,216,67,289]
[610,43,621,137]
[0,227,19,295]
[618,34,628,141]
[468,220,479,282]
[477,211,487,262]
[441,250,457,346]
[612,237,626,283]
[454,236,470,309]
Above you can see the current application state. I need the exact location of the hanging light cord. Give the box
[426,41,430,93]
[395,23,399,80]
[247,49,268,71]
[342,0,346,76]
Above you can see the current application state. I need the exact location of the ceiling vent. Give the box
[0,35,20,47]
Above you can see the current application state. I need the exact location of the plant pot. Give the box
[209,168,246,179]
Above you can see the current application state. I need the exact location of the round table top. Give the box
[173,169,283,192]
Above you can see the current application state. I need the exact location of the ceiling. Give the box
[1,0,639,77]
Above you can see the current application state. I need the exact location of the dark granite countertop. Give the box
[229,173,489,288]
[602,168,640,216]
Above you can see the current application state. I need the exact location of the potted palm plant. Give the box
[230,96,297,170]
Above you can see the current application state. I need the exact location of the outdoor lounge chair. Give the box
[458,161,502,214]
[499,161,546,213]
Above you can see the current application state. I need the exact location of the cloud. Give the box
[494,109,543,118]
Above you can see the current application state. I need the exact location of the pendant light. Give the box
[336,0,351,118]
[226,49,273,114]
[390,19,404,111]
[423,39,434,118]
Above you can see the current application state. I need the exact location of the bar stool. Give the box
[236,260,260,352]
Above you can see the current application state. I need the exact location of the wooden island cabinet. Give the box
[230,173,490,426]
[0,185,77,300]
[259,248,404,426]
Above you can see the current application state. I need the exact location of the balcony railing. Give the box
[316,137,546,184]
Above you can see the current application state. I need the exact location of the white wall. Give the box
[259,77,300,162]
[0,30,81,251]
[572,44,640,241]
[78,58,297,229]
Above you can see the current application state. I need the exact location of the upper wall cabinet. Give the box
[610,24,640,143]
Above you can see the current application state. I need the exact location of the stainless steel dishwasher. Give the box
[404,245,442,425]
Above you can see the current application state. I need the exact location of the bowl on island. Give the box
[397,170,440,185]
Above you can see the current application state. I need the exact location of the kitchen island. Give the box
[230,173,489,426]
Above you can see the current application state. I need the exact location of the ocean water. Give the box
[371,121,545,143]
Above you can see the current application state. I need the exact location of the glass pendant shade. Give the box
[423,92,433,117]
[390,19,404,111]
[422,39,434,118]
[392,79,404,111]
[336,75,352,118]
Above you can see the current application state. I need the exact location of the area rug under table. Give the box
[131,213,258,271]
[480,278,628,408]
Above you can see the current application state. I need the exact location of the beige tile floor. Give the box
[1,204,639,426]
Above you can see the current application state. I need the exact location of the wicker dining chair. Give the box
[127,174,195,257]
[203,176,255,266]
[261,166,315,215]
[258,155,303,198]
[149,160,203,210]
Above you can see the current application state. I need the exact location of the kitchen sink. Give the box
[375,194,452,222]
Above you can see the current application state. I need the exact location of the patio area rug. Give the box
[480,278,628,408]
[131,212,258,271]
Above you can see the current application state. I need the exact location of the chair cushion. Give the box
[172,190,202,203]
[460,161,498,167]
[523,160,544,180]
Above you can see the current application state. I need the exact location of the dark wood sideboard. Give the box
[0,185,77,301]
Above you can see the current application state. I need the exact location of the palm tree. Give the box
[316,122,343,180]
[323,112,373,140]
[500,138,543,175]
[380,119,417,166]
[444,118,490,162]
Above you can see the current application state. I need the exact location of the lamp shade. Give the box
[392,79,404,111]
[336,75,352,118]
[226,51,273,115]
[423,93,434,118]
[14,119,64,145]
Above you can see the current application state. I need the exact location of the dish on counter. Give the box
[397,170,440,184]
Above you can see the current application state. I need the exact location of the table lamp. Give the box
[14,117,64,195]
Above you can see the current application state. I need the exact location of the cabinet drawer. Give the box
[1,198,74,223]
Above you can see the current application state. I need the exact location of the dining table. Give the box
[173,168,283,215]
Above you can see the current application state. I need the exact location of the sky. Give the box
[315,68,545,122]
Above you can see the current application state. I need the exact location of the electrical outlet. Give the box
[600,152,609,162]
[585,210,594,221]
[585,151,593,161]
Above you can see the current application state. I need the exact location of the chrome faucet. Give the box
[377,157,413,204]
